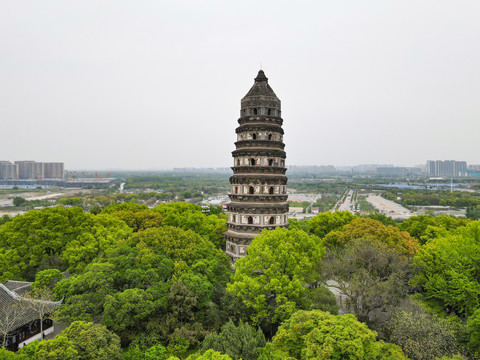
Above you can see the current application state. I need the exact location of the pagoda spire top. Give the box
[254,70,268,82]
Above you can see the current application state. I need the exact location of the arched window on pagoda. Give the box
[269,217,275,225]
[248,216,253,224]
[249,186,254,194]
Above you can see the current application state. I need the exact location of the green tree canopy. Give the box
[201,320,266,360]
[186,349,233,360]
[386,301,468,360]
[227,228,325,334]
[307,211,355,238]
[101,203,164,232]
[12,197,26,207]
[153,203,227,248]
[32,268,64,290]
[268,310,407,360]
[400,215,469,244]
[324,239,410,325]
[0,206,132,281]
[323,218,419,256]
[411,221,480,315]
[19,336,79,360]
[62,321,121,360]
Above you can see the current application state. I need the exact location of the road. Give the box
[367,194,413,219]
[336,189,355,213]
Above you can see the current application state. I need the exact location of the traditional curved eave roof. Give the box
[0,283,63,331]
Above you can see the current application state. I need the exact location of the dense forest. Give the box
[1,203,480,359]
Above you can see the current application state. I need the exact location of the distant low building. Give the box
[377,167,422,177]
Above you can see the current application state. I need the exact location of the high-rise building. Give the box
[43,162,64,179]
[12,161,64,180]
[15,161,43,179]
[224,70,289,262]
[427,160,467,177]
[0,161,17,180]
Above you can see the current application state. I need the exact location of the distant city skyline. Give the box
[1,1,479,169]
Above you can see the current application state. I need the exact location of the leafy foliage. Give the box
[268,310,407,360]
[324,218,419,256]
[307,211,355,238]
[324,239,410,326]
[62,321,122,360]
[153,203,227,249]
[201,320,266,360]
[399,215,469,244]
[0,206,132,281]
[228,228,324,334]
[101,203,164,232]
[386,301,468,360]
[412,221,480,315]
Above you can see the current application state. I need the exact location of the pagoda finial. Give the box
[254,70,268,82]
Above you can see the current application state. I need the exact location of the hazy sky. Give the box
[1,1,479,170]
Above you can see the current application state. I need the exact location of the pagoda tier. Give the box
[225,70,288,262]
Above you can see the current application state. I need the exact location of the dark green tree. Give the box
[62,321,121,360]
[201,320,266,360]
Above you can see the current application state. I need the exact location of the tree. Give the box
[144,344,169,360]
[466,308,480,355]
[61,321,121,360]
[0,215,11,226]
[0,348,21,359]
[0,207,132,281]
[12,197,26,207]
[411,221,480,315]
[101,288,162,345]
[227,228,324,335]
[153,203,227,249]
[324,239,409,326]
[362,213,397,226]
[102,203,163,232]
[160,280,206,347]
[386,301,468,360]
[201,320,266,360]
[24,336,79,360]
[399,215,469,244]
[467,206,480,220]
[129,226,230,285]
[186,349,233,360]
[306,285,338,315]
[307,211,355,238]
[32,269,63,290]
[323,218,419,256]
[54,263,117,323]
[267,310,407,360]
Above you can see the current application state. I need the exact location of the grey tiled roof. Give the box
[0,283,62,331]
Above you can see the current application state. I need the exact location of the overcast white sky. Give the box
[1,1,479,170]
